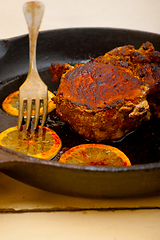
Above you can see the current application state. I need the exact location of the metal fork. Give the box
[18,1,48,130]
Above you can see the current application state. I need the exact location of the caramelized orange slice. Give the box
[0,125,61,160]
[2,90,56,117]
[59,144,131,166]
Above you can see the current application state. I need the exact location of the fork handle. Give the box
[23,1,44,72]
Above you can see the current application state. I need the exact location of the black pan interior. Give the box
[0,28,160,198]
[0,28,160,165]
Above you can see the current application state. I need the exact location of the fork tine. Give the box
[34,99,40,129]
[26,99,32,130]
[18,2,47,130]
[18,96,24,130]
[41,97,48,127]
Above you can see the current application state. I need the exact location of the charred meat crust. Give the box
[58,62,145,109]
[56,94,150,142]
[49,62,73,82]
[50,42,160,142]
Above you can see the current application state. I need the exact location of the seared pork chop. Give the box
[50,42,160,142]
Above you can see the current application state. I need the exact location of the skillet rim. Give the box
[1,26,160,40]
[0,142,160,173]
[0,27,160,173]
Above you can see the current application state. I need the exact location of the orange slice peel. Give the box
[0,125,61,160]
[59,144,131,167]
[2,90,56,117]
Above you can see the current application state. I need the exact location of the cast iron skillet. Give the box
[0,28,160,198]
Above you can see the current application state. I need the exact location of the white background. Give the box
[0,0,160,39]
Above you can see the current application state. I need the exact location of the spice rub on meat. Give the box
[50,42,160,142]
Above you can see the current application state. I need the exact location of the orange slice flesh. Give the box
[0,125,61,160]
[59,144,131,166]
[2,90,56,117]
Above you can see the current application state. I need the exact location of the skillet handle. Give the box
[0,40,9,60]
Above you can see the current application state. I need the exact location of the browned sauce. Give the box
[47,109,160,164]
